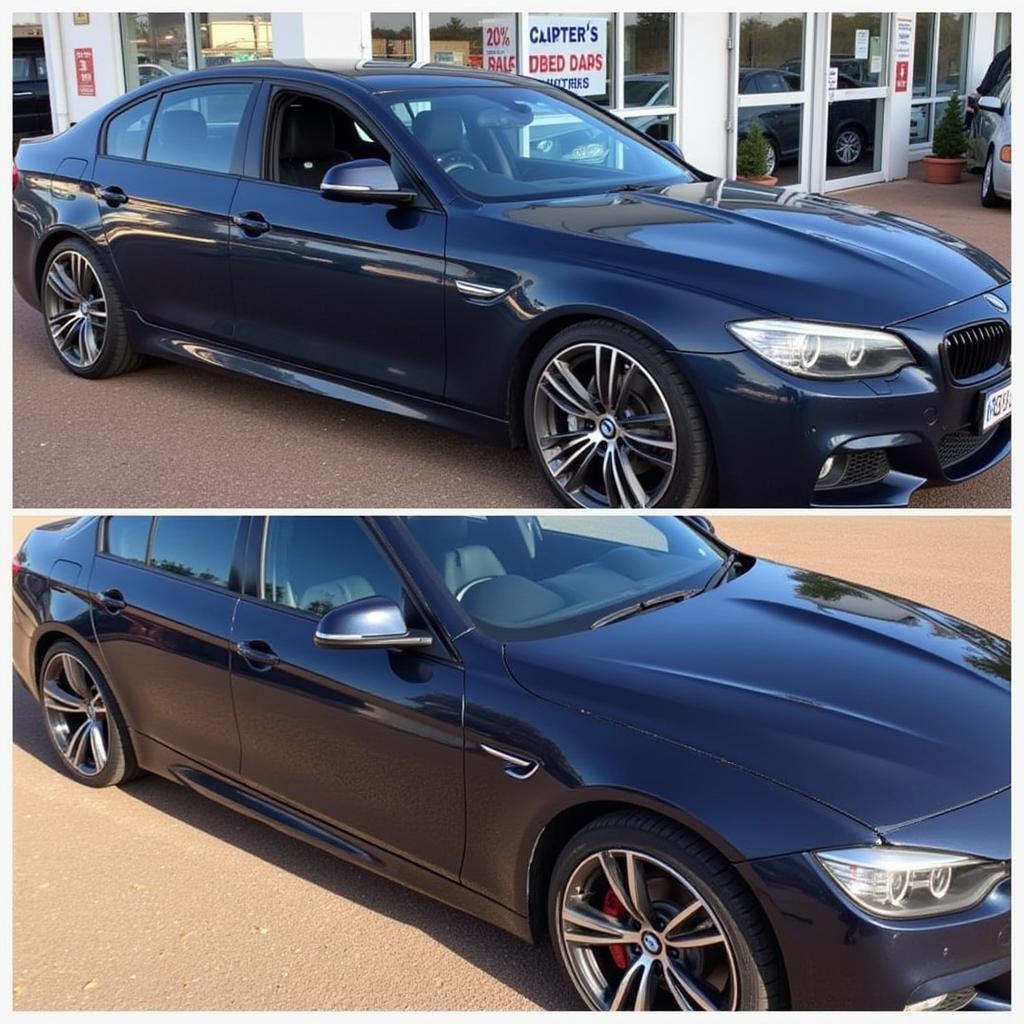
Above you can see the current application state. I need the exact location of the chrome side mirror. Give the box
[314,596,432,650]
[688,515,715,536]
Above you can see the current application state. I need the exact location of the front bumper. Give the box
[738,852,1010,1010]
[677,287,1010,507]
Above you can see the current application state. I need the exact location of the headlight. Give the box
[815,847,1008,919]
[727,319,914,378]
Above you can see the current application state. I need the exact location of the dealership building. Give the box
[14,9,1011,193]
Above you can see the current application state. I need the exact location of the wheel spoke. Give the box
[634,959,659,1011]
[549,434,597,479]
[61,655,93,700]
[665,958,721,1012]
[553,358,599,413]
[540,378,594,420]
[662,898,704,938]
[64,719,91,768]
[538,428,591,449]
[604,347,619,414]
[612,361,638,417]
[625,851,654,925]
[602,446,628,508]
[598,851,644,923]
[613,445,649,508]
[668,930,726,950]
[621,411,670,428]
[78,320,100,365]
[48,263,80,303]
[621,436,674,470]
[562,902,638,944]
[43,679,87,715]
[88,722,107,768]
[609,956,646,1011]
[562,441,601,494]
[620,428,675,451]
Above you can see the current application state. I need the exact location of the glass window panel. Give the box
[104,516,152,563]
[624,112,674,142]
[528,14,613,106]
[193,13,272,69]
[262,517,405,615]
[936,14,969,96]
[909,103,931,145]
[995,14,1011,53]
[147,83,253,172]
[13,55,33,80]
[826,97,883,180]
[430,12,518,71]
[149,516,241,588]
[738,14,806,90]
[738,104,802,185]
[120,13,189,93]
[105,96,157,159]
[372,13,415,60]
[829,13,887,88]
[912,13,935,97]
[623,14,674,109]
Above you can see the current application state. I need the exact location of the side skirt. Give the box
[126,311,514,447]
[131,730,533,944]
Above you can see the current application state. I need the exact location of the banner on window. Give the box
[527,15,607,96]
[483,15,517,74]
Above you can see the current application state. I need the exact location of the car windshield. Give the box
[384,85,695,201]
[401,515,728,640]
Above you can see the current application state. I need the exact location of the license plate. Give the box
[980,381,1011,432]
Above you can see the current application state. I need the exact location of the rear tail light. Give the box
[12,162,19,190]
[12,557,23,579]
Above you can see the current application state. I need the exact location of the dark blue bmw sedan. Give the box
[13,515,1010,1009]
[12,60,1011,507]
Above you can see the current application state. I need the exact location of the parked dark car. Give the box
[738,69,876,172]
[13,514,1011,1010]
[13,38,52,143]
[12,60,1011,508]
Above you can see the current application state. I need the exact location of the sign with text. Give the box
[527,15,607,96]
[482,15,517,74]
[74,47,95,96]
[894,60,909,92]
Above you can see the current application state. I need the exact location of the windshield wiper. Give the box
[607,182,663,193]
[590,587,698,630]
[699,552,738,594]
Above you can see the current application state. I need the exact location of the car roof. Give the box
[153,58,528,93]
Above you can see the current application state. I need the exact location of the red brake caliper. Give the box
[602,889,630,969]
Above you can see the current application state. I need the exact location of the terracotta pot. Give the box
[922,155,965,184]
[736,175,779,186]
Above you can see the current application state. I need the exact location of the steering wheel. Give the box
[437,150,487,174]
[455,576,498,601]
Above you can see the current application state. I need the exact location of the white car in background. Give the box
[967,77,1011,207]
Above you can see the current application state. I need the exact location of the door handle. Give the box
[234,640,280,669]
[96,185,129,207]
[231,211,271,236]
[14,91,33,98]
[94,588,127,613]
[480,743,539,780]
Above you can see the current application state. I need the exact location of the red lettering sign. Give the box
[75,47,95,97]
[894,60,909,93]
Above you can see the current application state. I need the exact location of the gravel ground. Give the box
[12,514,1009,1010]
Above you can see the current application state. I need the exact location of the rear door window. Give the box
[106,96,158,160]
[104,516,153,563]
[149,516,242,588]
[146,82,254,173]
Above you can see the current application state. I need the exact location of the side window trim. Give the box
[101,94,159,161]
[97,514,155,565]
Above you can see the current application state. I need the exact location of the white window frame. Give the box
[908,12,974,155]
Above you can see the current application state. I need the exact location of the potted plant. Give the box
[736,119,778,186]
[923,92,968,184]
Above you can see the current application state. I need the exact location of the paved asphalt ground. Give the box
[13,165,1010,509]
[12,515,1009,1010]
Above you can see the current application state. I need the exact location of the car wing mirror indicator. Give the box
[314,595,432,650]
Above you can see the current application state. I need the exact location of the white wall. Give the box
[678,12,731,176]
[45,12,123,128]
[270,11,364,61]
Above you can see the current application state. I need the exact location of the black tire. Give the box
[981,148,1004,208]
[765,138,781,177]
[40,237,144,379]
[549,810,785,1011]
[525,320,714,508]
[38,640,140,788]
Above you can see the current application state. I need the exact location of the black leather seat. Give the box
[279,103,352,189]
[148,108,209,167]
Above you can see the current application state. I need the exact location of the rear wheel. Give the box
[526,321,713,508]
[38,641,139,787]
[549,811,784,1011]
[830,125,865,166]
[41,238,143,378]
[981,148,1004,207]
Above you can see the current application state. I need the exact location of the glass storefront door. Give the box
[813,12,890,190]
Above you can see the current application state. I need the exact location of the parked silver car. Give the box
[967,75,1011,206]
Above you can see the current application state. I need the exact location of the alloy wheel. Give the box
[42,652,109,777]
[983,153,994,196]
[833,129,863,166]
[559,848,739,1011]
[533,343,678,508]
[43,250,108,368]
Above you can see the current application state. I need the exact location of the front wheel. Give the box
[550,811,785,1011]
[525,321,713,508]
[830,125,865,166]
[981,148,1004,207]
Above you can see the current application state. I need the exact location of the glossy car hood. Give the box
[499,179,1009,326]
[504,559,1009,830]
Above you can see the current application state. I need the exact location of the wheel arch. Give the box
[31,625,92,693]
[33,226,98,300]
